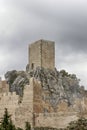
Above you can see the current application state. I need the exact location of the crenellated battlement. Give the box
[0,91,19,108]
[0,91,18,97]
[0,82,31,104]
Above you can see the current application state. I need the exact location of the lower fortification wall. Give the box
[1,77,87,129]
[0,91,19,123]
[0,78,34,129]
[34,112,78,128]
[15,83,33,129]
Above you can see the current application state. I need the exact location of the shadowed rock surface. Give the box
[29,67,83,107]
[5,67,83,105]
[5,70,29,96]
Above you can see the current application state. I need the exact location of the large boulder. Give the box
[29,67,83,107]
[5,70,29,96]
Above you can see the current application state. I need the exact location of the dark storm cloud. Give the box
[0,0,87,86]
[1,0,87,52]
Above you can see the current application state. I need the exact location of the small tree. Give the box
[8,119,16,130]
[25,122,31,130]
[1,108,11,130]
[66,118,87,130]
[0,108,17,130]
[17,128,23,130]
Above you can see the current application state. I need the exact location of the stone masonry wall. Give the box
[34,112,78,128]
[0,79,9,93]
[15,81,33,128]
[33,78,43,113]
[0,78,34,129]
[0,91,19,124]
[29,40,41,70]
[29,39,55,70]
[1,77,87,129]
[41,40,55,70]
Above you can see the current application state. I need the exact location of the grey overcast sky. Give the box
[0,0,87,88]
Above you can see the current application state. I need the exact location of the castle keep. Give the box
[0,39,87,129]
[29,39,55,70]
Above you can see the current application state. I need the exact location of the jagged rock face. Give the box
[29,67,83,107]
[5,70,29,96]
[5,67,83,104]
[5,70,18,85]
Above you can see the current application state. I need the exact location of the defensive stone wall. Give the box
[34,112,78,128]
[0,79,9,93]
[0,78,34,129]
[33,77,43,114]
[0,91,19,125]
[0,77,87,129]
[13,78,34,129]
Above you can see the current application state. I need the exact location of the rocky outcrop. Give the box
[5,67,83,102]
[4,67,87,129]
[5,70,29,96]
[28,67,83,107]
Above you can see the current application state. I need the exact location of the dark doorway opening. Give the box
[31,63,34,69]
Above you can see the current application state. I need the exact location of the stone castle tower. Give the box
[29,39,55,70]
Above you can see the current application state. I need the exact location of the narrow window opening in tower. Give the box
[31,63,34,69]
